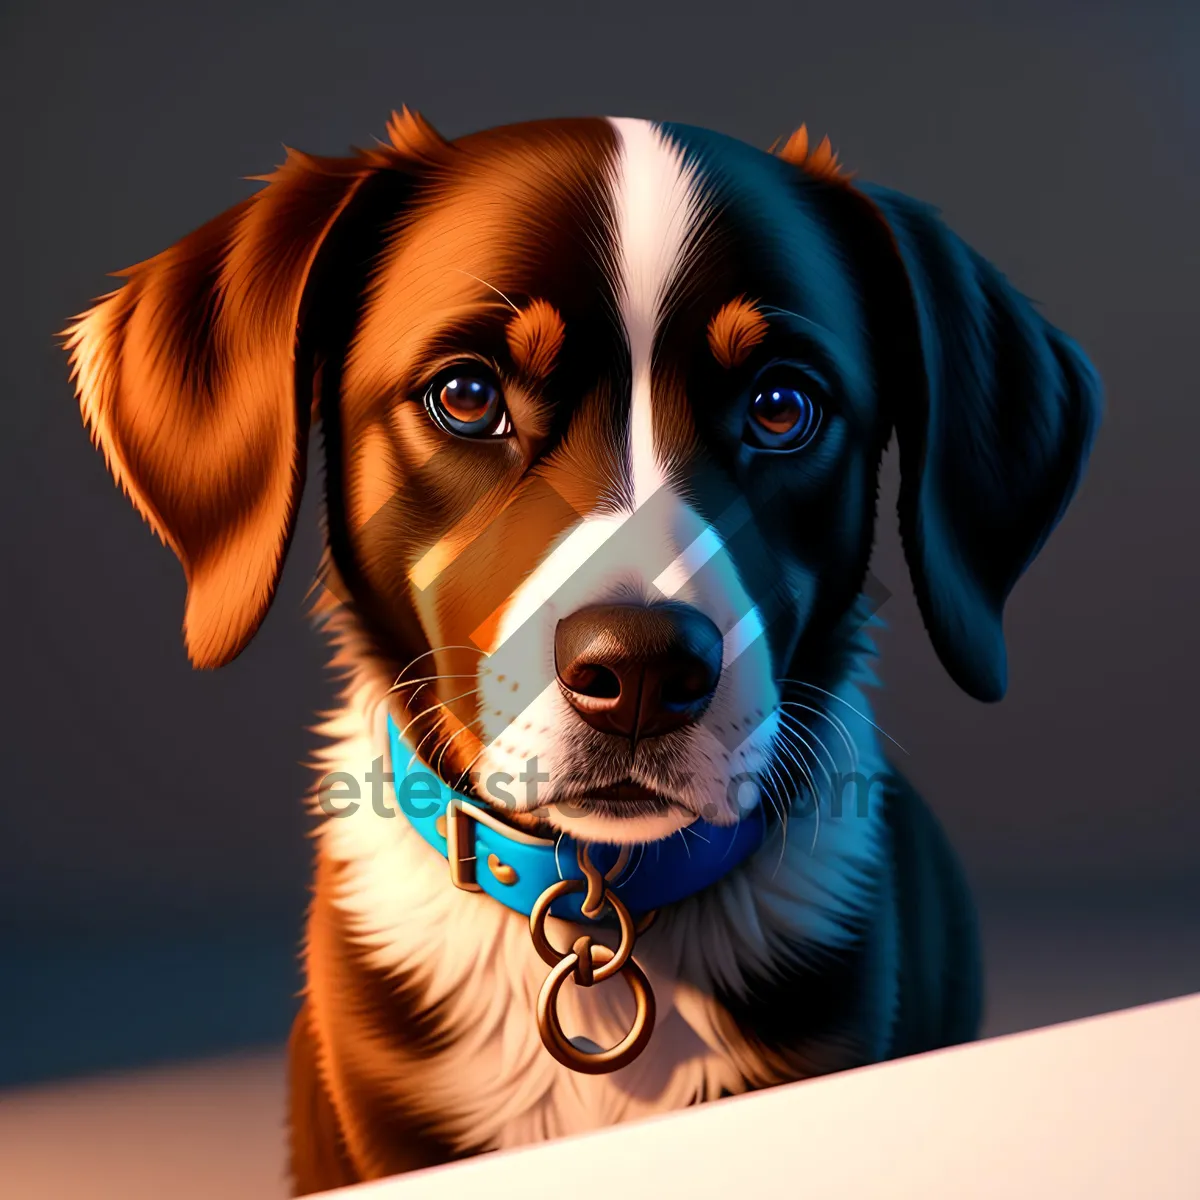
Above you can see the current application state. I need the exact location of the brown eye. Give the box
[745,378,823,449]
[425,367,512,438]
[441,375,497,422]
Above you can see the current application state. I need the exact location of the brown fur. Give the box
[292,853,479,1189]
[772,124,854,182]
[61,114,446,668]
[506,298,567,381]
[707,296,771,369]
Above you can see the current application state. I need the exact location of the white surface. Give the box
[318,992,1200,1200]
[1,990,1195,1199]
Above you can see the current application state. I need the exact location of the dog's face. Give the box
[65,112,1100,845]
[330,118,896,843]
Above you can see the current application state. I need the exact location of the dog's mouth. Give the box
[556,779,685,821]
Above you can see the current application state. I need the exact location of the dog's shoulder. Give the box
[881,767,985,1057]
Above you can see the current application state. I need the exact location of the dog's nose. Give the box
[554,603,723,741]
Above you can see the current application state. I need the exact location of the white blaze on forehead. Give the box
[471,119,783,841]
[607,118,705,510]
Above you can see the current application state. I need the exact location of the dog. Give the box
[64,109,1100,1194]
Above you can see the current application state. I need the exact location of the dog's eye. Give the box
[744,372,824,450]
[424,367,512,438]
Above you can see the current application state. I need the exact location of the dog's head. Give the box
[65,111,1100,845]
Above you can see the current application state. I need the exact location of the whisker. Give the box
[374,673,475,725]
[755,755,792,872]
[434,720,483,778]
[810,780,821,854]
[773,728,817,805]
[767,773,793,873]
[409,719,448,769]
[766,753,794,815]
[392,700,442,745]
[390,645,482,689]
[756,305,833,338]
[375,642,495,739]
[778,712,844,854]
[778,678,909,755]
[394,687,480,764]
[451,268,520,313]
[386,672,475,696]
[781,700,858,776]
[405,689,481,771]
[453,740,491,794]
[369,662,472,724]
[619,843,647,886]
[777,714,835,793]
[808,702,861,776]
[773,724,824,855]
[775,729,822,855]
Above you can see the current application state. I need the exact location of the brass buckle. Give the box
[444,798,539,892]
[529,844,658,1075]
[444,799,482,892]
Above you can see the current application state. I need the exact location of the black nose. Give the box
[554,603,723,742]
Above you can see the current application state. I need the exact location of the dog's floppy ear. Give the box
[856,184,1102,701]
[63,109,449,668]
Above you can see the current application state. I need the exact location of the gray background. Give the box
[2,0,1197,1087]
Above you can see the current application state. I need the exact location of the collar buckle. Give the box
[445,798,483,892]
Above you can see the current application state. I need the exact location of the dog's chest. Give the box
[448,927,749,1148]
[323,814,755,1152]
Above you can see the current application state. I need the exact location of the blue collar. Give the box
[387,715,766,923]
